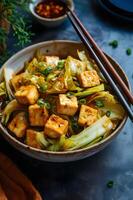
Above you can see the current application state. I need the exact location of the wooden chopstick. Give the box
[65,8,133,121]
[67,8,133,105]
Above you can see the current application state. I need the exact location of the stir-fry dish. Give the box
[0,50,125,151]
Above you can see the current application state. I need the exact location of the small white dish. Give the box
[29,0,74,27]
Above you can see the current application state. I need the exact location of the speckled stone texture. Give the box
[0,0,133,199]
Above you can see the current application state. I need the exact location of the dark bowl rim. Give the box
[0,40,130,156]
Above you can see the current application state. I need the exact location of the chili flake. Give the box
[35,0,66,19]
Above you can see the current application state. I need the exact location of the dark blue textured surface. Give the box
[0,1,133,199]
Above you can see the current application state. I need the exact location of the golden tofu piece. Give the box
[29,104,49,126]
[78,105,98,126]
[10,73,25,91]
[15,85,39,105]
[44,114,68,139]
[57,94,78,116]
[26,129,41,149]
[78,70,100,88]
[44,56,59,67]
[8,112,28,138]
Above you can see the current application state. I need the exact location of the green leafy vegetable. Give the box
[77,50,93,70]
[1,99,24,125]
[74,84,104,97]
[109,40,118,48]
[0,82,7,97]
[85,136,103,147]
[64,57,82,91]
[36,132,49,148]
[61,115,113,151]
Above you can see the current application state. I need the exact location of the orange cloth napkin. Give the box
[0,153,42,200]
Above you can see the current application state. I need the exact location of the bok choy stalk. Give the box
[64,57,82,91]
[74,84,104,97]
[36,132,49,148]
[0,82,7,97]
[87,91,125,120]
[77,50,93,70]
[61,115,113,151]
[1,99,24,125]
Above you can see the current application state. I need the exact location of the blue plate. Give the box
[98,0,133,21]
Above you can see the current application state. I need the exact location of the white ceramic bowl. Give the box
[29,0,74,27]
[0,40,129,162]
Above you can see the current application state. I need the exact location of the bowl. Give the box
[29,0,74,27]
[0,40,129,162]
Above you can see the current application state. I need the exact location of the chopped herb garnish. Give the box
[107,180,114,188]
[37,99,51,109]
[37,98,45,108]
[70,116,82,133]
[66,92,74,98]
[126,48,132,55]
[95,100,104,108]
[106,111,111,117]
[44,102,51,110]
[56,60,64,70]
[41,66,53,76]
[79,98,86,105]
[109,40,118,48]
[39,84,48,93]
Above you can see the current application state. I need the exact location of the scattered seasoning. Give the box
[126,48,132,55]
[35,0,66,19]
[109,40,118,48]
[95,100,104,108]
[107,180,114,188]
[106,110,111,117]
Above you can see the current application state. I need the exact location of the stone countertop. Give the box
[0,0,133,199]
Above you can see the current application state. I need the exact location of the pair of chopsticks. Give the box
[61,1,133,121]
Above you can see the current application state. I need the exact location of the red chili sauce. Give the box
[35,0,66,19]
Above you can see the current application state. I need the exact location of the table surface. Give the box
[0,0,133,199]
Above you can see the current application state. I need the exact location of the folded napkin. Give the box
[0,153,42,200]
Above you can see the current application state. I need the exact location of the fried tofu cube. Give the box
[15,85,39,105]
[57,94,78,116]
[8,112,28,138]
[44,56,59,67]
[78,105,98,126]
[26,129,42,149]
[78,70,100,88]
[10,73,25,91]
[29,104,49,126]
[44,114,68,138]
